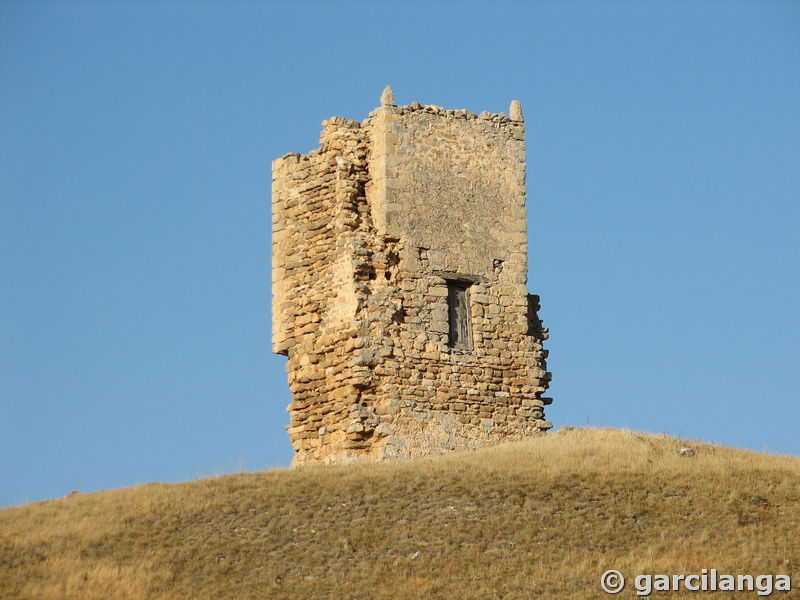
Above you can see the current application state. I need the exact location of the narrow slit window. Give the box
[447,281,473,350]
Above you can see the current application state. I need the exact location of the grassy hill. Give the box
[2,428,798,599]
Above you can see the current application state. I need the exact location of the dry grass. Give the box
[2,428,799,599]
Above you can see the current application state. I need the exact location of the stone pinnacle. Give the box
[380,85,394,107]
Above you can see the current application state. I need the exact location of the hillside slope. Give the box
[2,428,798,599]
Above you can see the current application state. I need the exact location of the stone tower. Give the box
[271,87,552,465]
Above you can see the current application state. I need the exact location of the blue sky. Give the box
[1,1,798,507]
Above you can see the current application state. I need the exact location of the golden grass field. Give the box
[1,427,798,599]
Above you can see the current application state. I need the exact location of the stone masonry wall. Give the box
[272,88,552,465]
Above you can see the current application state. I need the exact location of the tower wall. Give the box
[272,93,552,465]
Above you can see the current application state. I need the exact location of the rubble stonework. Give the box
[271,87,552,465]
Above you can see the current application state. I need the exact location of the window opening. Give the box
[447,281,473,350]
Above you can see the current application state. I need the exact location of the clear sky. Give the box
[2,1,798,507]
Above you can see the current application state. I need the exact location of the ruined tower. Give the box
[271,87,552,465]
